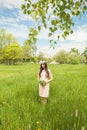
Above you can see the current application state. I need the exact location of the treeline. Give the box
[0,28,87,65]
[53,48,87,64]
[0,28,37,65]
[37,48,87,64]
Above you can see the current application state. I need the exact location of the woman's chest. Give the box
[41,70,47,78]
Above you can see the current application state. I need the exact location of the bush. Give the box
[67,53,80,64]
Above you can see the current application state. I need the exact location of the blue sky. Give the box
[0,0,87,57]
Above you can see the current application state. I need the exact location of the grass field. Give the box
[0,64,87,130]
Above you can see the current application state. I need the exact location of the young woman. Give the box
[38,61,53,104]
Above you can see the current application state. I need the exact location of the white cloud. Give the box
[17,10,35,22]
[37,42,87,57]
[0,12,34,28]
[37,24,87,43]
[37,29,49,40]
[58,42,87,53]
[0,16,29,39]
[37,28,58,40]
[0,0,24,9]
[6,24,29,39]
[0,17,18,25]
[66,24,87,42]
[0,0,35,22]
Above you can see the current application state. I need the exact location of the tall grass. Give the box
[0,64,87,130]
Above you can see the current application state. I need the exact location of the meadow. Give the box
[0,64,87,130]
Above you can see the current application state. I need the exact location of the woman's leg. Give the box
[41,97,47,104]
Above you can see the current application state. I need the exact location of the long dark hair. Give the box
[39,63,49,78]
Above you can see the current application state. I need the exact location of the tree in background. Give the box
[22,0,87,45]
[22,41,32,62]
[37,52,47,62]
[22,28,38,63]
[22,39,37,63]
[2,43,22,65]
[0,48,3,63]
[80,54,86,64]
[82,47,87,63]
[67,48,80,64]
[70,48,80,55]
[53,48,86,64]
[0,28,17,48]
[54,50,69,64]
[0,28,18,64]
[0,28,38,64]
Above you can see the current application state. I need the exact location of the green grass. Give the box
[0,64,87,130]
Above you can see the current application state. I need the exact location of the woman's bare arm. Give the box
[46,69,53,83]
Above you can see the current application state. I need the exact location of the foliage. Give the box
[54,50,69,64]
[2,43,22,65]
[25,27,38,50]
[70,48,80,55]
[0,27,87,65]
[80,54,86,64]
[53,48,83,64]
[0,28,17,48]
[22,39,37,63]
[0,28,38,64]
[22,42,32,61]
[82,47,87,63]
[21,0,87,44]
[0,48,3,62]
[67,48,80,64]
[67,52,80,64]
[37,52,47,62]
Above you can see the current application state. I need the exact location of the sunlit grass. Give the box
[0,64,87,130]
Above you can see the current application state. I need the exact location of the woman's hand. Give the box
[45,80,50,84]
[46,78,53,84]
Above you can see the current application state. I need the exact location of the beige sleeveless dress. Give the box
[39,69,50,98]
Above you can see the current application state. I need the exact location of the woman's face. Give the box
[41,63,45,69]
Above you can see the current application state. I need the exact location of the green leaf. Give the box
[27,10,31,15]
[48,33,52,37]
[83,5,87,12]
[33,38,37,43]
[34,30,38,35]
[38,26,41,31]
[39,9,45,16]
[31,11,37,19]
[51,20,56,25]
[49,27,52,32]
[53,27,57,31]
[46,6,49,13]
[32,4,37,9]
[75,1,81,8]
[23,9,27,14]
[62,33,66,39]
[70,30,73,34]
[76,10,80,16]
[43,23,47,28]
[53,10,57,16]
[57,35,60,40]
[27,3,30,8]
[50,40,53,43]
[54,41,57,44]
[21,5,26,10]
